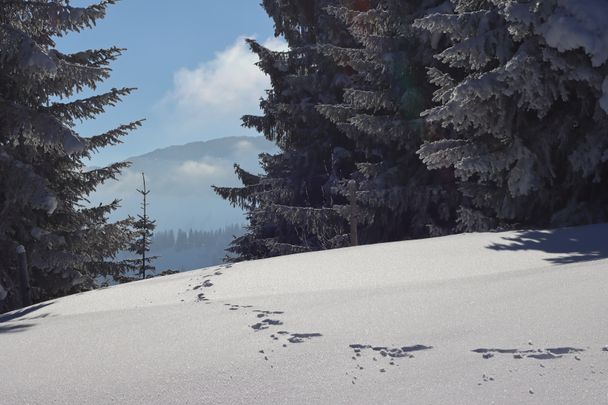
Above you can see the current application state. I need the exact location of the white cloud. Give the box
[99,169,143,194]
[176,160,222,178]
[167,36,288,114]
[235,139,256,153]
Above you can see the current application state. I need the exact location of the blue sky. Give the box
[57,0,283,166]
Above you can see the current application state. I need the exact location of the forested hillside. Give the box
[152,225,244,253]
[216,0,608,261]
[107,225,244,279]
[148,225,244,272]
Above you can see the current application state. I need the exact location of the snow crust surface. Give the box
[1,224,607,404]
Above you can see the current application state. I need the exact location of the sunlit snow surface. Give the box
[1,224,607,404]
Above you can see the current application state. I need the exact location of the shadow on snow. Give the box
[0,302,53,333]
[486,223,608,264]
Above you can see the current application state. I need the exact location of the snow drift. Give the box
[1,224,607,404]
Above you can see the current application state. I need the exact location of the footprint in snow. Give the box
[192,265,228,302]
[473,346,585,360]
[224,303,324,361]
[287,333,322,343]
[252,309,284,316]
[251,318,284,331]
[347,343,433,383]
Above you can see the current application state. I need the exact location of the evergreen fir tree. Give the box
[214,0,358,260]
[124,173,157,280]
[0,0,141,311]
[215,0,460,261]
[318,0,458,242]
[414,0,608,231]
[175,229,188,251]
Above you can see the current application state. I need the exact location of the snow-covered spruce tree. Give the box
[414,0,608,231]
[317,0,458,242]
[0,0,141,311]
[123,173,157,280]
[214,0,359,260]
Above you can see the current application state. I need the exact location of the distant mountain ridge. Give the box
[131,136,273,162]
[89,135,276,232]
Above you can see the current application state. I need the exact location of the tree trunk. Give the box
[16,245,32,308]
[348,180,358,247]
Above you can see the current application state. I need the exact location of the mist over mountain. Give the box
[89,136,277,232]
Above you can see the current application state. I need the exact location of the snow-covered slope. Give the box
[1,225,607,404]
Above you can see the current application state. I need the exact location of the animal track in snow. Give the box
[190,265,323,367]
[477,373,496,386]
[191,264,231,303]
[252,309,285,318]
[473,347,585,360]
[220,304,324,369]
[347,343,433,384]
[251,318,284,331]
[287,333,323,343]
[350,343,432,358]
[221,303,323,348]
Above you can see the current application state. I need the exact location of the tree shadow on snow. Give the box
[486,223,608,264]
[0,323,35,334]
[0,302,53,334]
